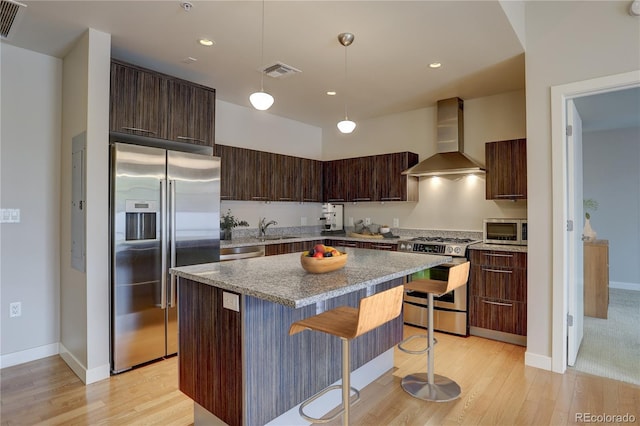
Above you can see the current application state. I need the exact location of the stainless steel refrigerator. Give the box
[110,141,220,373]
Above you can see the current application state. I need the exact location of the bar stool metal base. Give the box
[401,373,461,402]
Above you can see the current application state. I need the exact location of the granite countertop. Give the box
[469,243,528,253]
[220,233,405,248]
[171,248,451,308]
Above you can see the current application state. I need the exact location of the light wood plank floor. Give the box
[1,326,638,425]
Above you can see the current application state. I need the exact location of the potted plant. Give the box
[220,209,249,240]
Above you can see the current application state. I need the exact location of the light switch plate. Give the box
[1,209,20,223]
[393,218,400,227]
[222,291,240,312]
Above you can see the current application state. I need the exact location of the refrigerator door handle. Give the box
[169,180,177,308]
[160,179,168,309]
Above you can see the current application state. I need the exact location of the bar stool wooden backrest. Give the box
[289,285,405,340]
[404,261,470,296]
[354,285,404,337]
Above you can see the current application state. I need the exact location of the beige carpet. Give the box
[572,288,640,386]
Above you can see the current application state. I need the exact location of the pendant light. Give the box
[337,32,356,134]
[249,0,274,111]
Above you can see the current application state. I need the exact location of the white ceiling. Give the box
[5,1,638,132]
[4,0,526,129]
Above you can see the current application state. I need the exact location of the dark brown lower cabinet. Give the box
[264,240,322,256]
[470,297,527,336]
[469,249,527,343]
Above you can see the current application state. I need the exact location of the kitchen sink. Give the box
[220,245,265,261]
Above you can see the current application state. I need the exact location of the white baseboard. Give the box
[524,351,552,371]
[0,343,59,369]
[59,344,110,385]
[609,281,640,291]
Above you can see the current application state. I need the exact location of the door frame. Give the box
[550,70,640,373]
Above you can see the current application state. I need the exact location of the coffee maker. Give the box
[320,203,345,235]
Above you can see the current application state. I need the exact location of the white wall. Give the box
[59,28,111,383]
[583,126,640,289]
[0,45,62,366]
[525,0,640,368]
[216,100,323,159]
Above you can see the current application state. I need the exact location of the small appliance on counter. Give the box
[320,203,345,235]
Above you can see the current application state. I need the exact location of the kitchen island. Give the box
[171,248,450,426]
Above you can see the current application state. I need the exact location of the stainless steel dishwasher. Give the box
[220,245,265,261]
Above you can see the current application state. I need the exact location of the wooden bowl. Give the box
[300,252,348,274]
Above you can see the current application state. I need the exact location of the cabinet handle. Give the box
[121,127,156,135]
[176,136,207,143]
[341,242,358,247]
[352,197,371,201]
[371,245,393,250]
[328,198,345,202]
[496,194,524,198]
[484,253,513,258]
[483,300,513,307]
[251,196,269,200]
[381,197,402,201]
[278,197,294,201]
[302,198,318,202]
[482,268,513,274]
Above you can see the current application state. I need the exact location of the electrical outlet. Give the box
[364,218,371,225]
[9,302,21,317]
[301,216,307,226]
[393,218,400,228]
[348,217,354,226]
[222,292,239,312]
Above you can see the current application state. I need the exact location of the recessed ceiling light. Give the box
[327,91,337,96]
[429,62,442,69]
[199,38,215,47]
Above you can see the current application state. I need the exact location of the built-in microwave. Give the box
[483,218,527,245]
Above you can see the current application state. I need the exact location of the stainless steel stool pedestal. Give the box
[400,292,462,402]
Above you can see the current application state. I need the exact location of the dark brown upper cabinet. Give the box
[299,158,323,203]
[485,139,527,200]
[110,60,216,148]
[110,60,168,139]
[373,152,419,202]
[323,152,418,203]
[167,78,216,147]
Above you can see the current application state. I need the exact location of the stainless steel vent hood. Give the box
[402,97,485,177]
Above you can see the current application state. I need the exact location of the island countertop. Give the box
[171,247,450,308]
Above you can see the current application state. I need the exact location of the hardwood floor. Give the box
[1,326,638,425]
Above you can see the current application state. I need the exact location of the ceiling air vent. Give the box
[262,62,301,78]
[0,0,26,40]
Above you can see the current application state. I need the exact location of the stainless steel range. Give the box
[398,236,480,336]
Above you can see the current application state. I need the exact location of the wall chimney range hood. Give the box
[402,97,485,177]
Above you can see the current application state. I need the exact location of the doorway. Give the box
[550,71,640,376]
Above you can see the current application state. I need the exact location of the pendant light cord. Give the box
[259,0,266,91]
[343,44,349,119]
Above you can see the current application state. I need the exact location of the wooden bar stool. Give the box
[289,285,404,425]
[398,261,470,402]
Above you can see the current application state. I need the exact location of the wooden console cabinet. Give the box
[584,240,609,319]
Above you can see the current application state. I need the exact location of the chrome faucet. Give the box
[258,217,278,238]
